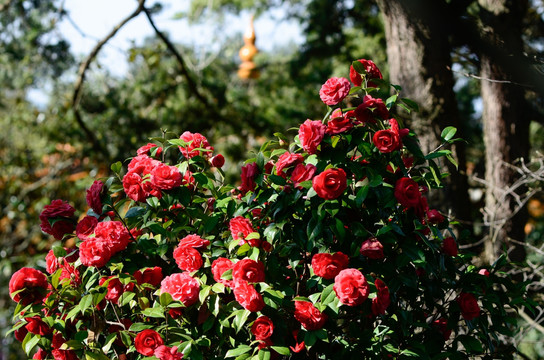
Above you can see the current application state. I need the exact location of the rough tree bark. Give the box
[478,0,529,263]
[375,0,472,224]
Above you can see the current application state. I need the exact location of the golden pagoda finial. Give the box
[238,15,260,79]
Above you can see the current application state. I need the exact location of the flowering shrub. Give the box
[10,59,528,359]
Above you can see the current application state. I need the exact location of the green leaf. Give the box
[268,175,286,186]
[225,345,252,358]
[400,98,419,112]
[125,206,146,218]
[232,309,251,333]
[23,333,40,355]
[85,351,110,360]
[258,349,271,360]
[271,346,290,356]
[110,161,122,174]
[129,323,153,332]
[386,94,398,110]
[52,245,67,258]
[142,306,165,318]
[440,126,457,141]
[320,284,336,306]
[351,60,366,74]
[80,294,93,313]
[425,150,451,160]
[458,335,483,353]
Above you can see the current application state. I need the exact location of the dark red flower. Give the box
[39,199,76,240]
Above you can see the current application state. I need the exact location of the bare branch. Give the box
[71,0,146,156]
[142,6,211,108]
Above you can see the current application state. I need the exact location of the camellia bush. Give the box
[10,59,529,360]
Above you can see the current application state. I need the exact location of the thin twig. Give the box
[71,0,146,156]
[448,66,532,87]
[142,6,211,108]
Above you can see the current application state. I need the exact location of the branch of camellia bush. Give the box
[9,58,533,360]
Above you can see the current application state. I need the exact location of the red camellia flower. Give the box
[290,330,306,353]
[134,267,163,287]
[99,277,124,304]
[14,321,28,342]
[311,252,349,279]
[359,237,384,259]
[179,234,210,249]
[39,199,76,240]
[9,267,48,304]
[137,143,163,157]
[251,316,274,340]
[233,258,265,283]
[373,129,401,153]
[135,329,164,356]
[160,273,200,306]
[294,301,328,331]
[233,280,265,312]
[32,348,47,360]
[86,180,105,214]
[394,177,422,209]
[45,247,79,275]
[123,155,162,202]
[211,154,225,168]
[349,59,383,87]
[298,119,326,155]
[52,348,78,360]
[75,215,98,241]
[442,237,458,257]
[333,268,370,306]
[122,171,148,203]
[319,77,351,105]
[371,279,391,316]
[326,109,353,135]
[25,316,52,335]
[354,95,389,124]
[150,164,182,191]
[173,245,203,272]
[427,209,445,224]
[154,345,184,360]
[94,221,131,254]
[457,292,480,320]
[433,318,452,340]
[275,152,304,178]
[178,131,214,159]
[79,239,112,268]
[312,168,347,200]
[291,163,317,189]
[229,216,258,246]
[45,249,60,274]
[212,257,234,288]
[239,162,259,195]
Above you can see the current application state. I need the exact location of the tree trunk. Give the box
[376,0,472,224]
[478,0,529,263]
